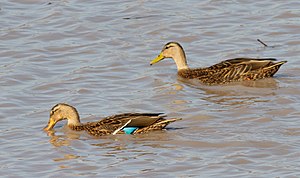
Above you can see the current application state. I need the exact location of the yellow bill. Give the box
[150,53,165,65]
[43,118,56,131]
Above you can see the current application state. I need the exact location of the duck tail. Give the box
[159,118,182,125]
[262,60,287,78]
[151,118,182,129]
[134,118,182,134]
[266,60,287,69]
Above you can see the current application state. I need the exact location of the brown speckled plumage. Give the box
[150,42,287,85]
[43,103,180,136]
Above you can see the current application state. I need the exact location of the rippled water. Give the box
[1,0,300,177]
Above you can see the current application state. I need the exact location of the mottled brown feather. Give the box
[178,58,287,85]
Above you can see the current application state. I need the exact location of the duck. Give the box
[150,42,287,85]
[43,103,181,136]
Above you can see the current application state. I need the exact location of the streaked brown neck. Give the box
[69,124,85,131]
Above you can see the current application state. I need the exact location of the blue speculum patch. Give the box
[122,127,138,134]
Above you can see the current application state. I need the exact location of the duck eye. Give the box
[50,109,58,116]
[165,45,173,49]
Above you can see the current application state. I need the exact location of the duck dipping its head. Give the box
[43,103,80,131]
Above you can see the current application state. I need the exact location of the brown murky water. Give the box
[1,1,300,177]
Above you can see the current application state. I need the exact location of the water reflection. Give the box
[179,77,279,90]
[46,125,84,147]
[48,134,71,147]
[46,129,182,172]
[53,154,80,162]
[178,77,280,107]
[46,124,182,148]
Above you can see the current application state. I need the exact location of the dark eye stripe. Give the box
[165,45,173,49]
[50,108,59,115]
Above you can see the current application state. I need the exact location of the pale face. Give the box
[150,42,184,65]
[161,43,181,58]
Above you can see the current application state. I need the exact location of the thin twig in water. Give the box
[257,39,268,47]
